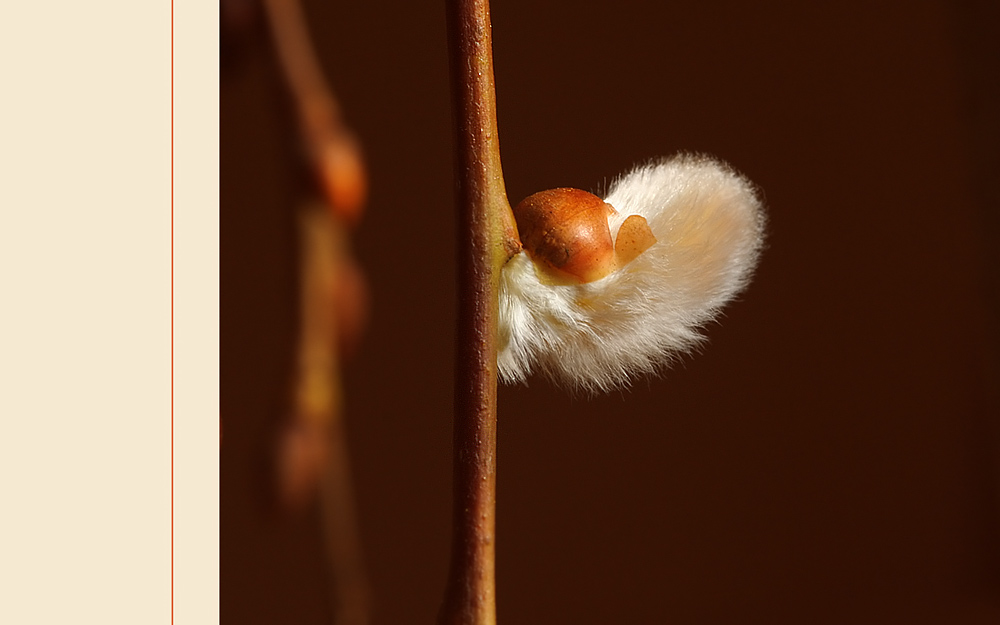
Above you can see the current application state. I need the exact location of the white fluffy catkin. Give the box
[497,154,765,391]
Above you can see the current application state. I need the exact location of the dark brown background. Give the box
[222,0,1000,622]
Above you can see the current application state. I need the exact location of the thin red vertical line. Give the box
[170,0,175,623]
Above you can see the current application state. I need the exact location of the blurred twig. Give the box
[263,0,367,223]
[262,0,371,623]
[292,206,369,625]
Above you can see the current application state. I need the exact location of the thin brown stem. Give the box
[262,0,340,130]
[440,1,520,624]
[288,206,370,625]
[319,410,371,625]
[262,0,367,222]
[263,1,371,620]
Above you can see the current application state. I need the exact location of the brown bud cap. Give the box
[513,188,617,283]
[314,134,367,226]
[277,419,330,510]
[332,256,369,359]
[614,214,657,267]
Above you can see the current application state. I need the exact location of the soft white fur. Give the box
[497,154,765,391]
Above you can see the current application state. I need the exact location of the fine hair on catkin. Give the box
[498,154,766,391]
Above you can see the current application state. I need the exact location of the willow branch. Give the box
[440,0,520,624]
[262,0,366,222]
[263,1,370,622]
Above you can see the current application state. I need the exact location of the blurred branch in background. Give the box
[222,0,373,622]
[285,204,369,625]
[262,0,367,224]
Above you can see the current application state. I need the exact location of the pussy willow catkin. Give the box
[498,154,765,391]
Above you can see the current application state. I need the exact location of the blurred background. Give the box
[222,0,1000,623]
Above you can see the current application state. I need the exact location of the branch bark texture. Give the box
[440,0,519,623]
